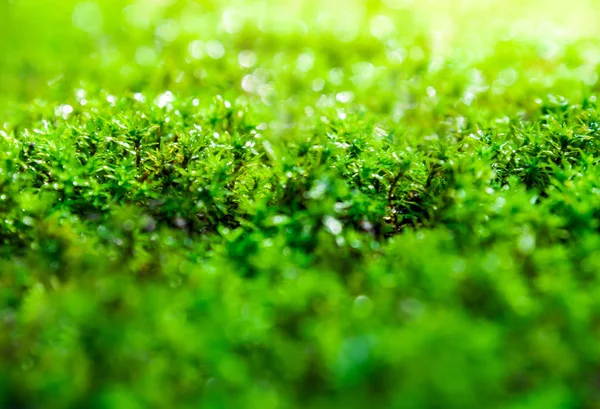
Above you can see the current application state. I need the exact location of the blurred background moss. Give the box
[1,0,600,105]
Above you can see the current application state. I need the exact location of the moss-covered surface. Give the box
[2,1,600,408]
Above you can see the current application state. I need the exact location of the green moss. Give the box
[2,0,600,408]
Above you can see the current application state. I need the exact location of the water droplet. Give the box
[221,9,243,33]
[238,50,257,68]
[312,78,325,92]
[353,295,373,318]
[373,126,388,139]
[272,215,288,225]
[242,75,259,93]
[296,52,315,72]
[133,92,146,103]
[55,104,73,119]
[155,19,179,43]
[336,91,354,103]
[462,91,476,106]
[155,91,174,109]
[206,40,225,59]
[518,232,536,254]
[498,68,518,86]
[323,216,342,235]
[370,15,395,39]
[188,40,205,60]
[328,68,344,86]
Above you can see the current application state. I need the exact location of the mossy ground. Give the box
[2,1,600,408]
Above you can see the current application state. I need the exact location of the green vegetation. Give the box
[3,0,600,407]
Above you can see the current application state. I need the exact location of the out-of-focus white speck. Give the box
[221,9,243,33]
[188,40,205,60]
[518,232,536,254]
[156,91,174,108]
[323,216,343,235]
[133,92,146,103]
[55,104,74,119]
[238,50,257,68]
[370,15,395,39]
[312,78,325,92]
[296,52,315,72]
[206,40,225,59]
[336,91,354,103]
